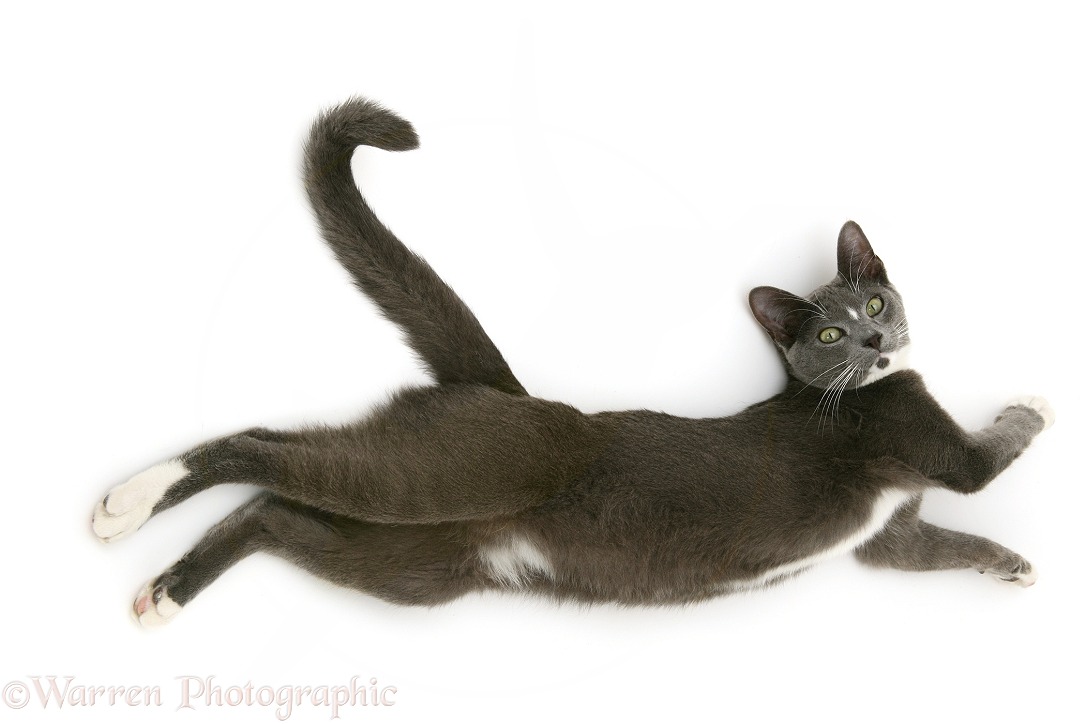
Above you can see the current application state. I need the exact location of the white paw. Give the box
[983,561,1037,588]
[92,459,188,542]
[1014,565,1039,588]
[1006,396,1055,431]
[132,579,182,627]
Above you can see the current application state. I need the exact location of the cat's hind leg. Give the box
[94,425,360,542]
[94,386,598,541]
[133,493,482,626]
[93,459,190,543]
[93,429,280,543]
[854,496,1036,587]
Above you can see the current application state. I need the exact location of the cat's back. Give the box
[582,394,861,493]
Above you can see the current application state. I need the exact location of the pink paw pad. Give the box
[131,581,182,627]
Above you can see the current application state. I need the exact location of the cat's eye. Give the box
[866,296,884,316]
[818,327,843,344]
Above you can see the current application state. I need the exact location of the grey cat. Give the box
[92,98,1054,626]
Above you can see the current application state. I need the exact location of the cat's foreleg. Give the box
[132,493,481,626]
[927,396,1053,494]
[854,496,1035,586]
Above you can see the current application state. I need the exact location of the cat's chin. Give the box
[860,344,912,386]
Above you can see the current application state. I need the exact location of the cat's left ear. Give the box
[837,221,888,284]
[749,286,823,348]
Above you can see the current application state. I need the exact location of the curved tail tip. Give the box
[315,97,420,152]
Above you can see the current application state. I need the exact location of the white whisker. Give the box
[811,359,861,434]
[793,359,850,398]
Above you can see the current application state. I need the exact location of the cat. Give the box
[92,98,1054,626]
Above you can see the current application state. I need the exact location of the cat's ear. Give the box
[749,286,822,347]
[837,221,888,284]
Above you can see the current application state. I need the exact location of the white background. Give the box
[2,2,1082,722]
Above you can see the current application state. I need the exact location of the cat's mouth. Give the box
[875,358,890,370]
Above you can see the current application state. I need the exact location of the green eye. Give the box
[866,296,884,316]
[819,327,843,344]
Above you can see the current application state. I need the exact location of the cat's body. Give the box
[92,99,1052,625]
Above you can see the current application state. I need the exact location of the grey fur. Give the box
[95,98,1050,620]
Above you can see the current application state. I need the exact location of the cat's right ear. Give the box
[837,221,888,284]
[749,286,821,347]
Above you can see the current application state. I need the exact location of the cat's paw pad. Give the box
[1005,396,1054,431]
[132,578,182,627]
[92,459,188,542]
[982,558,1037,588]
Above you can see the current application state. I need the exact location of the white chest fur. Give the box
[861,344,912,385]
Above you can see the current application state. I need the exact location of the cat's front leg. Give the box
[855,495,1037,587]
[930,395,1054,494]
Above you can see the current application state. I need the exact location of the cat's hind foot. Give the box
[92,460,188,542]
[132,576,182,627]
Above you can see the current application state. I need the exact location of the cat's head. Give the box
[749,221,911,390]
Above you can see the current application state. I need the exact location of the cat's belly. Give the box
[475,488,917,602]
[477,530,556,586]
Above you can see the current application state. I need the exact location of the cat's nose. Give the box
[865,333,883,351]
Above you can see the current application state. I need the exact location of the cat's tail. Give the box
[303,98,526,395]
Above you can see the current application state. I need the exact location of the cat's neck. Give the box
[780,368,924,409]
